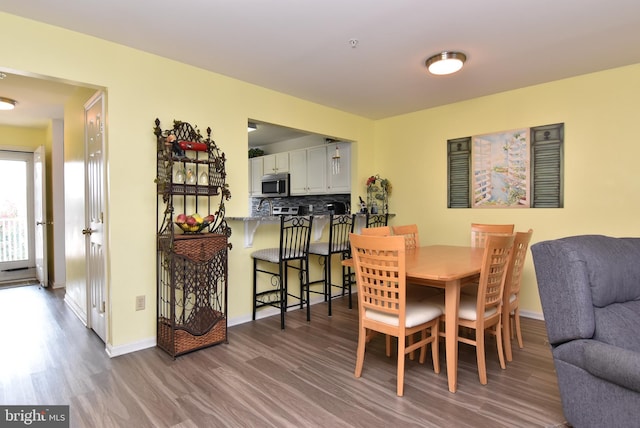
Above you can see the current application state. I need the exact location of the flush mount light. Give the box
[0,97,16,110]
[425,51,466,75]
[247,122,257,132]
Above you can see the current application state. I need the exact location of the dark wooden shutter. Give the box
[530,123,564,208]
[447,137,471,208]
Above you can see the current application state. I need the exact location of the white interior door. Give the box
[84,92,106,342]
[0,151,36,283]
[33,146,48,287]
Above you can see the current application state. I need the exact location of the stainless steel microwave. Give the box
[261,173,290,196]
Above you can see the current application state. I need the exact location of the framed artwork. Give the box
[472,128,530,208]
[447,123,563,209]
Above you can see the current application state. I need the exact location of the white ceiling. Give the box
[1,0,640,128]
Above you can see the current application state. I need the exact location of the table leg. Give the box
[444,280,461,393]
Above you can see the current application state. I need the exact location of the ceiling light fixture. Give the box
[247,122,257,132]
[0,97,17,110]
[425,51,466,75]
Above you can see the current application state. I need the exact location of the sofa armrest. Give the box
[584,341,640,393]
[531,239,596,343]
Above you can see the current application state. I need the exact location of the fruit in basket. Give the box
[175,213,214,234]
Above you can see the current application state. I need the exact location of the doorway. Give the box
[0,150,36,285]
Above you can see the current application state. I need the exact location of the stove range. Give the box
[272,206,299,216]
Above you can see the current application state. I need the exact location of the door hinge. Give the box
[100,301,106,313]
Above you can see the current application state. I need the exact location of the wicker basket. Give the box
[171,233,227,262]
[158,314,227,357]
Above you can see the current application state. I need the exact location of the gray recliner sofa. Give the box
[531,235,640,428]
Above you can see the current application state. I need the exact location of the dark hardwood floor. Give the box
[0,285,568,427]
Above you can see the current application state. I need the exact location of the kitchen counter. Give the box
[226,213,393,247]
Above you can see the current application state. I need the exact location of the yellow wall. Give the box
[0,125,45,150]
[376,64,640,314]
[3,10,640,352]
[0,12,373,351]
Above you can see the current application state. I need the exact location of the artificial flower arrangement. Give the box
[365,174,391,214]
[366,174,392,195]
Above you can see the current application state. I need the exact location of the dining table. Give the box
[405,245,485,393]
[345,244,485,393]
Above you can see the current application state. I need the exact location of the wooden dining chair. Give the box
[349,233,441,396]
[423,234,514,385]
[470,223,515,248]
[361,225,391,236]
[390,224,441,359]
[360,223,423,359]
[502,229,533,362]
[391,224,419,249]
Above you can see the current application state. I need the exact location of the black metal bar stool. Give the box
[251,215,313,329]
[308,214,355,316]
[365,213,389,228]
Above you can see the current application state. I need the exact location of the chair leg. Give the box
[408,333,416,360]
[279,261,285,330]
[304,258,310,322]
[432,322,440,374]
[496,322,506,370]
[514,309,524,348]
[503,311,514,363]
[397,334,406,396]
[354,323,367,378]
[476,329,488,385]
[418,330,427,364]
[347,265,353,309]
[327,254,332,317]
[252,258,258,320]
[385,335,392,358]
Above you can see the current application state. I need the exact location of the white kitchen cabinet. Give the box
[289,146,327,195]
[262,152,289,174]
[289,149,307,195]
[326,142,351,193]
[249,157,263,196]
[306,146,327,193]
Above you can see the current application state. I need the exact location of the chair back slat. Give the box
[391,224,420,249]
[504,229,534,300]
[476,234,515,315]
[279,216,313,261]
[329,214,355,254]
[361,226,391,236]
[470,223,514,248]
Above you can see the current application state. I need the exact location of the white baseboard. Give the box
[50,281,66,289]
[64,295,87,326]
[109,292,543,358]
[520,309,544,321]
[106,337,156,358]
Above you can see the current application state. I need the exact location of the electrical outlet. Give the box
[135,295,145,311]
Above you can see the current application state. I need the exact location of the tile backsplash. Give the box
[250,194,351,216]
